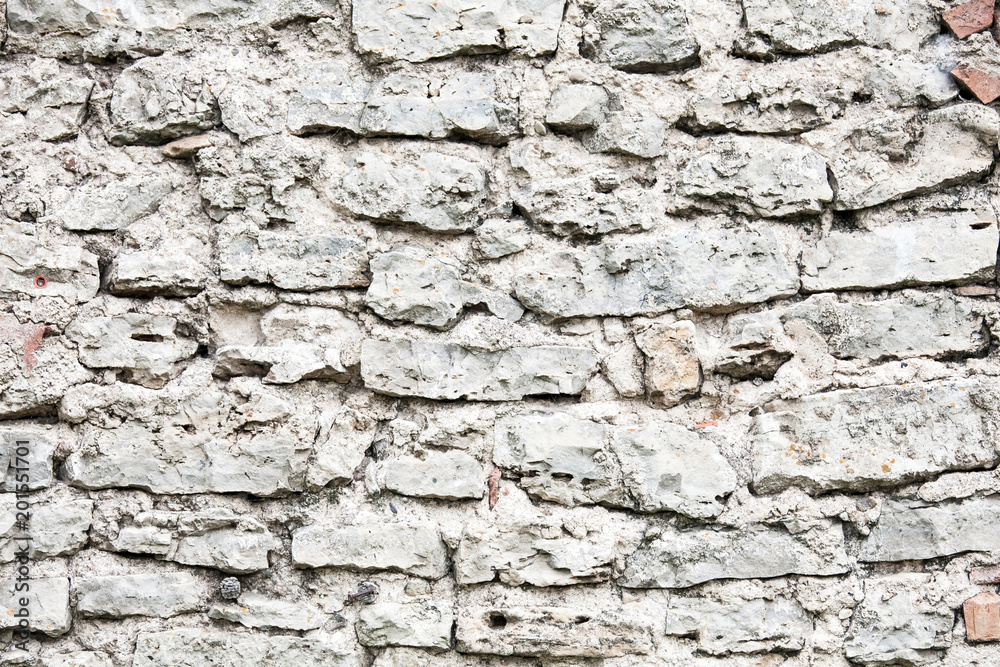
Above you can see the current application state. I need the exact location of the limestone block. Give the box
[844,574,952,665]
[45,653,112,667]
[635,321,701,407]
[214,344,350,384]
[455,520,615,586]
[66,314,199,389]
[353,0,565,62]
[619,520,850,588]
[0,428,57,491]
[292,522,448,579]
[110,509,277,574]
[335,152,486,233]
[52,179,174,232]
[860,496,1000,563]
[107,249,208,297]
[494,413,738,518]
[664,596,812,654]
[801,207,998,292]
[545,85,609,131]
[582,0,699,72]
[475,218,531,258]
[707,310,792,380]
[383,450,484,500]
[357,602,453,649]
[0,577,70,637]
[361,340,599,401]
[752,379,999,495]
[77,573,203,619]
[0,66,94,140]
[218,224,369,291]
[673,136,833,218]
[133,629,354,667]
[366,249,523,328]
[307,407,376,489]
[514,226,799,317]
[0,496,92,562]
[108,56,219,144]
[0,232,100,304]
[602,338,645,397]
[455,606,653,657]
[827,105,999,211]
[739,0,939,56]
[861,59,958,108]
[582,111,666,158]
[65,424,309,497]
[209,594,325,630]
[513,171,654,236]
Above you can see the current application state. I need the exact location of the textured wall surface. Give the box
[3,0,1000,665]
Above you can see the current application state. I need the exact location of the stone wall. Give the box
[2,0,1000,665]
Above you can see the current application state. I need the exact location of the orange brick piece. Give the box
[952,65,1000,104]
[943,0,995,39]
[970,565,1000,584]
[964,591,1000,642]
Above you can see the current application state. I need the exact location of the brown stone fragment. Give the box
[162,134,214,159]
[635,320,702,408]
[970,565,1000,584]
[964,591,1000,642]
[943,0,994,39]
[955,285,996,297]
[952,65,1000,104]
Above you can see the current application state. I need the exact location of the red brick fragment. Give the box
[971,565,1000,585]
[487,466,501,510]
[943,0,994,39]
[964,591,1000,642]
[955,285,996,297]
[952,64,1000,104]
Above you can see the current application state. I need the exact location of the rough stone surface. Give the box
[292,522,448,578]
[361,340,599,400]
[76,573,203,619]
[672,136,833,218]
[208,594,325,630]
[0,496,92,562]
[860,496,1000,563]
[366,248,522,328]
[357,602,452,648]
[455,606,653,657]
[635,320,701,407]
[455,519,615,586]
[109,509,277,574]
[620,521,850,588]
[1,232,100,304]
[0,577,71,637]
[133,630,354,667]
[514,226,799,317]
[353,0,565,62]
[494,413,738,518]
[514,171,654,236]
[383,450,484,500]
[664,596,812,654]
[582,0,700,72]
[845,574,953,666]
[752,379,1000,495]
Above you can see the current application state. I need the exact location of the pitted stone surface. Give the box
[0,496,91,562]
[582,0,700,72]
[0,232,100,304]
[514,171,655,236]
[494,413,737,518]
[361,340,599,400]
[292,522,448,578]
[514,226,799,317]
[133,629,354,667]
[752,379,1000,495]
[455,606,653,657]
[208,594,325,630]
[665,596,813,654]
[620,521,850,588]
[0,577,70,637]
[383,450,484,500]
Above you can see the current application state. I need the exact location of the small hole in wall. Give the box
[34,276,46,288]
[551,473,574,482]
[574,616,590,625]
[488,612,507,629]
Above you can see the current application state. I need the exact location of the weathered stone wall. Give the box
[3,0,1000,664]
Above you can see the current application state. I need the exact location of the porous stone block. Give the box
[383,451,484,500]
[0,496,92,562]
[582,0,699,72]
[357,602,453,649]
[513,171,654,236]
[76,573,203,619]
[133,629,354,667]
[635,321,701,408]
[292,522,448,579]
[0,577,71,637]
[664,596,812,654]
[0,232,100,304]
[208,594,325,630]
